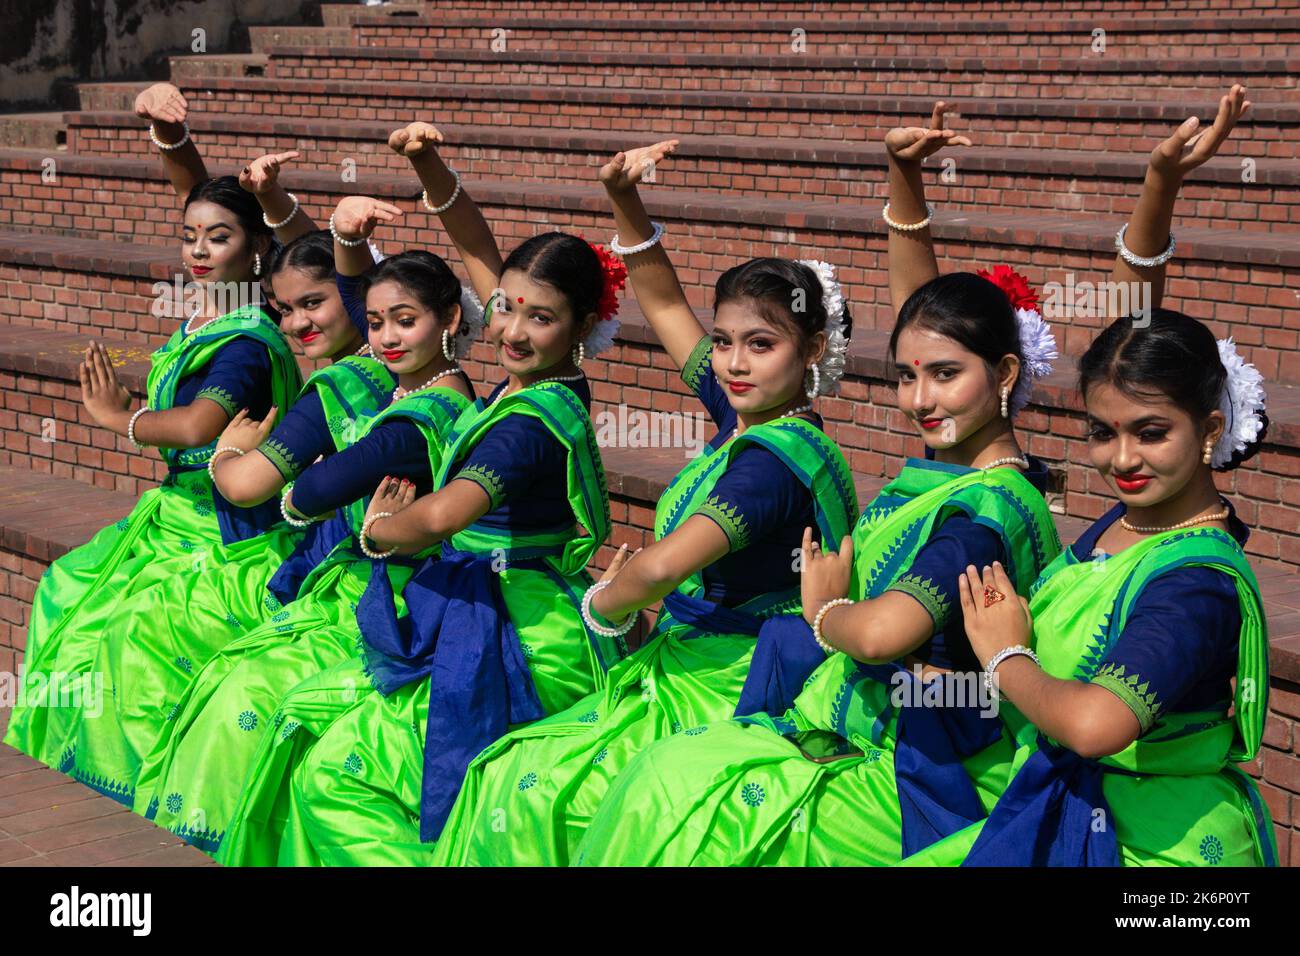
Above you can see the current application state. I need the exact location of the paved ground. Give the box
[0,706,214,866]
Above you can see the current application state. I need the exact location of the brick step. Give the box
[318,0,1300,23]
[0,114,66,152]
[251,46,1300,98]
[312,14,1300,60]
[2,250,1299,562]
[2,158,1296,379]
[152,77,1300,159]
[62,111,1300,230]
[166,53,270,82]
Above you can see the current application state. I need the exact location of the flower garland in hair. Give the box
[452,284,487,359]
[796,259,850,394]
[1211,337,1267,468]
[976,264,1058,417]
[580,238,629,357]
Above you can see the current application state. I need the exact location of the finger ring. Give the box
[982,586,1006,608]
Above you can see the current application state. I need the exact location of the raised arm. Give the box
[1109,85,1250,312]
[598,141,704,372]
[883,103,971,319]
[238,151,317,244]
[329,196,391,277]
[388,122,503,306]
[134,83,208,199]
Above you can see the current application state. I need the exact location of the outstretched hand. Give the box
[884,102,972,163]
[239,151,301,195]
[332,195,403,242]
[388,122,444,157]
[1149,84,1250,180]
[134,83,188,125]
[599,140,680,193]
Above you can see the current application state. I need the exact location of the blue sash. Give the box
[355,544,546,842]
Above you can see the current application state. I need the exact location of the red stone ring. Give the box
[982,586,1007,608]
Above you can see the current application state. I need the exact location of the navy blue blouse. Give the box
[1069,500,1246,733]
[448,377,592,537]
[680,337,819,608]
[885,456,1052,672]
[336,272,370,339]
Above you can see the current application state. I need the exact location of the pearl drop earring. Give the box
[573,342,585,368]
[1000,386,1009,418]
[442,329,456,362]
[806,364,820,401]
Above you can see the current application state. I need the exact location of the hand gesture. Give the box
[884,102,971,164]
[388,122,444,157]
[134,83,189,125]
[216,407,277,454]
[1149,84,1250,180]
[957,561,1032,667]
[799,527,854,626]
[239,151,301,195]
[599,140,679,193]
[596,542,636,586]
[361,475,417,549]
[332,196,403,242]
[79,342,132,428]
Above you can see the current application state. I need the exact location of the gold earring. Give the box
[1202,438,1213,465]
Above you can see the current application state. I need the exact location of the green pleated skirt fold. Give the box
[432,628,760,867]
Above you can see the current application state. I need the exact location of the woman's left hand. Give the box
[79,342,133,432]
[957,561,1032,667]
[1148,84,1249,181]
[216,406,277,454]
[361,476,416,548]
[800,526,854,626]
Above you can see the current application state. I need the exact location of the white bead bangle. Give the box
[280,488,317,528]
[149,121,191,151]
[263,192,301,230]
[359,511,397,560]
[882,202,934,232]
[329,212,368,248]
[206,445,246,484]
[421,168,462,215]
[1114,223,1176,269]
[127,407,149,449]
[609,221,665,257]
[581,580,637,639]
[812,597,855,654]
[983,644,1040,696]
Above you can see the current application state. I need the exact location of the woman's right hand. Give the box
[332,195,403,242]
[388,122,444,157]
[239,151,301,195]
[884,102,972,164]
[1148,84,1249,181]
[216,407,277,454]
[134,83,188,125]
[599,140,680,194]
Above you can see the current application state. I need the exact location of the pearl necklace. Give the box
[393,365,462,400]
[980,454,1030,471]
[492,371,585,406]
[355,342,373,357]
[731,401,815,439]
[1120,500,1230,534]
[183,307,210,336]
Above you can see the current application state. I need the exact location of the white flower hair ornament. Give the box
[1211,337,1267,469]
[796,259,851,395]
[452,284,487,359]
[976,265,1058,417]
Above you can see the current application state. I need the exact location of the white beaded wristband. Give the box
[280,488,317,528]
[812,597,855,654]
[263,193,301,230]
[1114,223,1176,269]
[359,511,397,560]
[983,644,1040,696]
[581,580,637,639]
[421,168,462,215]
[609,221,665,257]
[206,445,246,484]
[149,121,190,151]
[127,407,149,449]
[881,202,934,232]
[329,212,368,248]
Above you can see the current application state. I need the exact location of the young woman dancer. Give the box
[575,87,1253,866]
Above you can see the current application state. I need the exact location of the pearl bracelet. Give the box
[127,407,149,449]
[609,221,665,257]
[149,121,190,151]
[263,193,301,230]
[206,445,246,484]
[1114,223,1176,268]
[359,511,397,560]
[812,597,855,654]
[329,212,368,248]
[581,580,637,639]
[882,202,935,232]
[421,168,462,215]
[279,488,317,528]
[983,644,1040,696]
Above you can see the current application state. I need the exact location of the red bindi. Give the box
[517,296,525,303]
[913,359,920,366]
